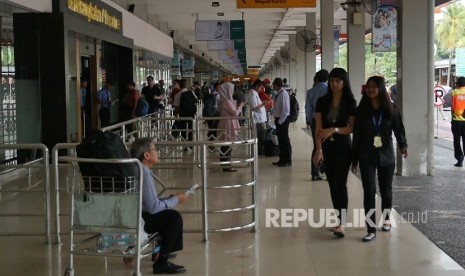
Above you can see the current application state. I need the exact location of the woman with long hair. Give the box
[351,76,408,242]
[312,68,356,238]
[217,82,245,172]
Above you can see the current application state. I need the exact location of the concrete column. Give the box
[347,5,365,102]
[305,12,317,101]
[321,0,334,71]
[398,0,434,176]
[295,27,306,104]
[289,34,297,91]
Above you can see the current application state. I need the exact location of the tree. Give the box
[435,3,465,86]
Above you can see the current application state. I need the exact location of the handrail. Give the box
[0,143,51,244]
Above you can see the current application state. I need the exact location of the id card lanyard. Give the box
[373,110,383,148]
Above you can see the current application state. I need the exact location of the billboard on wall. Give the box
[372,0,398,52]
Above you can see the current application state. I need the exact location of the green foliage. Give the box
[435,3,465,53]
[335,43,397,85]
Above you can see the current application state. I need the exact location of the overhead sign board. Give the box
[237,0,316,9]
[62,0,122,33]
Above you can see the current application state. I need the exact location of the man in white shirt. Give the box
[271,78,292,167]
[246,79,269,155]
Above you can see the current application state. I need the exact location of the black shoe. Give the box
[362,233,376,242]
[272,161,282,165]
[153,260,186,274]
[381,221,391,232]
[311,176,323,181]
[454,162,463,167]
[278,162,292,167]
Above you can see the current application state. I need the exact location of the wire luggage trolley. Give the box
[60,156,158,276]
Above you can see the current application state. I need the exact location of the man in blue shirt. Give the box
[97,80,113,128]
[305,69,329,181]
[130,137,187,274]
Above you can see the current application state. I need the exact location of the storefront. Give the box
[13,0,173,151]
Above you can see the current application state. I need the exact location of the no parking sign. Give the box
[434,85,446,107]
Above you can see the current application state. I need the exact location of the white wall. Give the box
[102,0,173,58]
[5,0,52,12]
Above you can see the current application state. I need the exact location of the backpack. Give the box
[135,97,149,117]
[179,90,198,117]
[76,130,137,192]
[202,93,218,117]
[288,94,299,122]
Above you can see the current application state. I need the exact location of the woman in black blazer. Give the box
[313,68,356,238]
[351,76,408,242]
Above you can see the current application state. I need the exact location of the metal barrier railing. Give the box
[0,143,51,243]
[58,156,155,276]
[151,139,257,241]
[52,143,169,244]
[100,109,175,142]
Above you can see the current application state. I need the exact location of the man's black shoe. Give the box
[311,176,323,181]
[454,162,463,167]
[272,161,282,165]
[153,260,186,274]
[278,162,292,167]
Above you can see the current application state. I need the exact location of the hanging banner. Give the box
[195,20,244,41]
[237,0,316,9]
[195,21,231,41]
[207,40,234,50]
[218,50,238,60]
[372,0,398,52]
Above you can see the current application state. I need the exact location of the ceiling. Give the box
[110,0,368,74]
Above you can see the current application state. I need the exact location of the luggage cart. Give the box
[60,157,158,276]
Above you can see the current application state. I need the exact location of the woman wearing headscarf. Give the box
[312,68,356,238]
[217,82,245,172]
[352,76,408,242]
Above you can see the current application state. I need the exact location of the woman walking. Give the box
[351,76,408,242]
[312,68,356,238]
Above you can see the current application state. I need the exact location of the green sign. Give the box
[230,20,245,40]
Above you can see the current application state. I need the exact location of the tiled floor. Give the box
[0,122,463,275]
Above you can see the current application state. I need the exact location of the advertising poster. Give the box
[195,21,231,41]
[182,59,194,78]
[372,0,398,52]
[456,48,465,77]
[218,49,238,60]
[171,52,180,75]
[207,40,234,51]
[212,70,219,81]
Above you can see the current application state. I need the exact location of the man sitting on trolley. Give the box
[131,137,187,274]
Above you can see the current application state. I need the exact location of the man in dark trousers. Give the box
[130,137,187,274]
[271,78,292,167]
[142,76,164,113]
[179,84,198,143]
[97,80,113,128]
[305,69,329,180]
